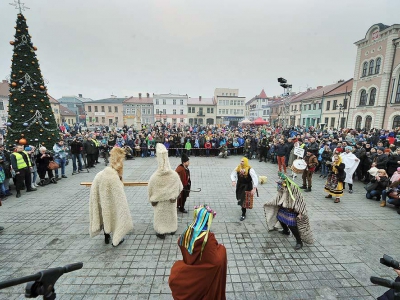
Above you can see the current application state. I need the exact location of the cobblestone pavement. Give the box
[1,155,399,299]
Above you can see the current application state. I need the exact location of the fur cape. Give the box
[89,165,133,246]
[148,143,183,234]
[264,185,314,244]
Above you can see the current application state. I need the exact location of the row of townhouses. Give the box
[0,23,399,130]
[246,23,400,130]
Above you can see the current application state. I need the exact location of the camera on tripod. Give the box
[371,254,400,300]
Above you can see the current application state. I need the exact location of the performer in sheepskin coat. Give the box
[148,143,183,239]
[89,147,133,247]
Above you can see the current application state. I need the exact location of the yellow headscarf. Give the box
[332,155,343,174]
[235,157,251,176]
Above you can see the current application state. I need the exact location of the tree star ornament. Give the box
[9,0,30,14]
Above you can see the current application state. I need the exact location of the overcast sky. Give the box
[0,0,399,101]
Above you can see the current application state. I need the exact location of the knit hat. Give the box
[345,146,353,151]
[148,143,183,203]
[335,148,343,153]
[181,153,189,163]
[368,167,379,177]
[377,147,385,152]
[25,146,32,151]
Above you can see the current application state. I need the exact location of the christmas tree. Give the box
[6,12,59,150]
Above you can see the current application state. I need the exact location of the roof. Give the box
[48,95,59,104]
[58,96,93,103]
[259,89,267,98]
[298,82,346,101]
[123,96,153,104]
[0,80,9,97]
[87,98,125,104]
[153,93,188,98]
[59,105,76,116]
[325,79,353,96]
[187,97,215,105]
[355,23,399,45]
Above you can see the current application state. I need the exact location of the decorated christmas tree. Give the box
[6,11,59,150]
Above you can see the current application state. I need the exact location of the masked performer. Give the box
[231,157,258,221]
[264,173,313,250]
[176,154,191,213]
[148,143,183,239]
[89,147,133,247]
[169,205,227,300]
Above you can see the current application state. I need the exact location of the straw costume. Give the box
[148,143,183,239]
[264,172,313,250]
[169,205,227,300]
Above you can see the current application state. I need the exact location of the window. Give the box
[147,109,150,114]
[365,115,372,130]
[355,116,362,129]
[88,106,92,112]
[222,93,224,96]
[180,118,184,123]
[156,109,159,114]
[163,99,166,105]
[302,118,305,125]
[324,117,329,124]
[94,106,98,112]
[211,108,213,113]
[199,108,203,115]
[102,117,105,123]
[115,117,118,123]
[173,109,176,115]
[207,107,210,113]
[173,99,176,105]
[393,116,400,129]
[313,103,316,110]
[362,62,368,77]
[330,117,335,127]
[180,109,184,115]
[180,99,184,105]
[343,98,348,109]
[188,107,192,113]
[142,108,146,114]
[369,88,376,106]
[192,107,195,113]
[369,60,374,75]
[375,58,381,74]
[54,108,58,114]
[396,76,400,103]
[359,90,367,106]
[332,100,337,110]
[163,109,166,114]
[326,101,330,111]
[89,117,92,122]
[114,106,118,113]
[108,106,111,112]
[156,99,159,105]
[101,106,105,112]
[308,104,311,110]
[340,117,346,129]
[95,117,99,123]
[126,108,130,114]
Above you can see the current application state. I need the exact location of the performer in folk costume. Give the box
[148,143,183,239]
[175,153,191,213]
[169,205,227,300]
[324,154,346,203]
[231,157,258,221]
[89,147,133,247]
[264,172,314,250]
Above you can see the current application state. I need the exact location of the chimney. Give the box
[317,86,323,89]
[78,94,82,98]
[146,93,149,98]
[2,80,7,83]
[199,96,202,101]
[139,93,142,99]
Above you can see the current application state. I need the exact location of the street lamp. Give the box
[335,104,344,129]
[277,77,292,128]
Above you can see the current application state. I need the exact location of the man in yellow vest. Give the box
[10,144,37,198]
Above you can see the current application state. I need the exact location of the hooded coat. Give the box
[89,166,133,246]
[148,143,183,234]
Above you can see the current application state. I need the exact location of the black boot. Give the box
[104,233,111,244]
[300,185,307,189]
[295,242,303,250]
[304,187,312,192]
[16,191,21,198]
[156,233,165,239]
[279,229,290,235]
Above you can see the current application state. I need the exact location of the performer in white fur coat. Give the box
[89,147,133,247]
[148,143,183,239]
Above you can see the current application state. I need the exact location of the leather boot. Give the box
[304,187,312,192]
[300,185,307,189]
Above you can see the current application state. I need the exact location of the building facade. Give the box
[49,95,61,125]
[214,88,245,126]
[321,79,353,130]
[348,23,400,129]
[58,94,93,124]
[153,93,188,124]
[84,98,125,127]
[246,89,270,121]
[123,93,154,128]
[187,97,216,126]
[59,105,76,126]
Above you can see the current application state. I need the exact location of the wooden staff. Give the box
[80,181,148,187]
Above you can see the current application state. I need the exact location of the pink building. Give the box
[348,23,400,130]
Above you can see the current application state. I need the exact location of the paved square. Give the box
[0,156,399,299]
